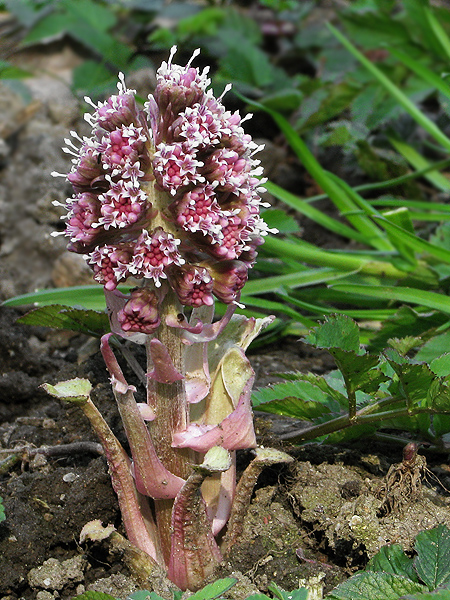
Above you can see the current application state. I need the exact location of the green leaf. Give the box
[384,352,435,407]
[127,592,154,600]
[16,305,110,337]
[261,209,300,234]
[416,331,450,363]
[429,354,450,377]
[268,582,308,600]
[259,89,303,112]
[303,314,360,353]
[243,267,355,296]
[414,524,450,590]
[388,47,450,101]
[326,571,426,600]
[375,217,450,265]
[23,13,70,43]
[71,592,117,600]
[175,6,225,37]
[188,578,237,600]
[298,81,360,131]
[0,495,5,524]
[72,60,116,97]
[340,9,411,49]
[61,0,117,32]
[220,41,274,88]
[367,544,417,582]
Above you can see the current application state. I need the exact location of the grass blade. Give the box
[264,180,369,243]
[244,268,355,295]
[1,285,119,310]
[332,283,450,314]
[262,236,421,281]
[388,47,450,100]
[374,216,450,264]
[388,137,450,192]
[425,5,450,63]
[328,22,450,153]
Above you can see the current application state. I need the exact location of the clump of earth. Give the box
[1,41,450,600]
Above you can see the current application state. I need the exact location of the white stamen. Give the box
[168,46,178,68]
[186,48,201,69]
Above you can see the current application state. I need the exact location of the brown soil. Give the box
[1,37,450,600]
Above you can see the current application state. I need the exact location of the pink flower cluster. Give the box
[54,48,271,329]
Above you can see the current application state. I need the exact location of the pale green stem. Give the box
[147,288,195,565]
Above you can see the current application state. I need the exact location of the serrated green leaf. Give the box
[329,350,386,394]
[429,354,450,377]
[367,543,417,582]
[0,495,5,524]
[388,336,423,356]
[384,356,435,407]
[252,392,333,420]
[252,374,348,417]
[17,305,109,337]
[402,590,450,599]
[326,571,425,600]
[188,577,237,600]
[416,332,450,363]
[303,314,360,353]
[414,525,450,589]
[71,592,117,600]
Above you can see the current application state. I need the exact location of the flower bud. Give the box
[66,192,102,245]
[168,265,214,307]
[117,288,160,334]
[205,260,248,304]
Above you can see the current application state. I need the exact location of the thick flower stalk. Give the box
[50,47,290,591]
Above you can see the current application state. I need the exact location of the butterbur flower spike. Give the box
[47,46,291,592]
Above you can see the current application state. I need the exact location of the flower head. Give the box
[55,47,271,330]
